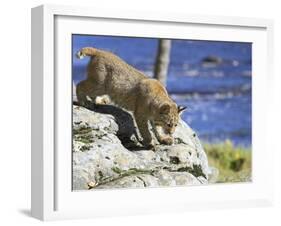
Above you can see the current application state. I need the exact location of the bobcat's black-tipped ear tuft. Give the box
[178,106,187,114]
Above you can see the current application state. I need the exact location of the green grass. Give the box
[73,124,94,152]
[203,140,252,183]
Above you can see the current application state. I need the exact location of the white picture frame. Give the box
[31,4,274,221]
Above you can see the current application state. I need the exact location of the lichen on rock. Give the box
[72,104,215,190]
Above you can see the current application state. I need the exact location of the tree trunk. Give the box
[154,39,171,86]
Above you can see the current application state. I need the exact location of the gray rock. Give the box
[73,82,77,102]
[72,104,214,190]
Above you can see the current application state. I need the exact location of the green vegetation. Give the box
[73,124,94,151]
[204,140,252,183]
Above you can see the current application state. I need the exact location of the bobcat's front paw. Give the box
[142,140,156,150]
[160,136,174,145]
[147,143,158,151]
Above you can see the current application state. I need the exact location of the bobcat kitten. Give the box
[76,47,186,148]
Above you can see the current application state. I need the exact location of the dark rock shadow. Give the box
[73,101,142,150]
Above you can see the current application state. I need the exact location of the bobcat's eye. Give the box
[167,123,173,128]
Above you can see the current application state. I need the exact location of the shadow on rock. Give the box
[73,101,141,150]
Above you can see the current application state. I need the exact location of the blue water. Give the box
[72,35,252,147]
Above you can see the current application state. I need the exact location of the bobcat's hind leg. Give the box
[76,80,106,108]
[76,80,92,107]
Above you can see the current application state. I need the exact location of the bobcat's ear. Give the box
[160,103,171,114]
[178,106,187,115]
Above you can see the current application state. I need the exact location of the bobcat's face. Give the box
[155,103,187,135]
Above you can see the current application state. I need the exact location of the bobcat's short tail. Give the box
[76,47,98,59]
